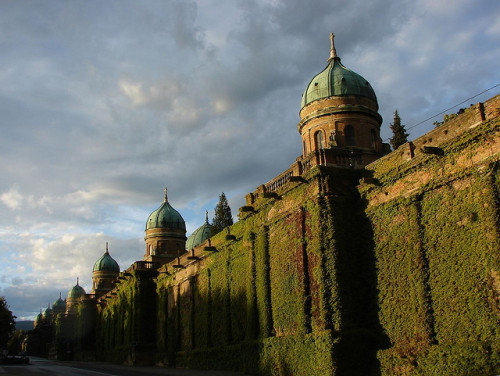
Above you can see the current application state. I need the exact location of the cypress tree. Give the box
[212,192,233,235]
[389,110,409,150]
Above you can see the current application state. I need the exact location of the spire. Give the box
[59,292,62,299]
[76,277,79,286]
[105,242,109,254]
[328,33,338,62]
[205,210,209,223]
[164,187,168,202]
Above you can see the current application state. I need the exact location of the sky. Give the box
[1,0,499,320]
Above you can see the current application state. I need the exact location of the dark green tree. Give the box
[389,110,409,150]
[0,297,16,349]
[212,192,233,235]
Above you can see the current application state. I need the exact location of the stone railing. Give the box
[127,261,159,272]
[265,169,294,193]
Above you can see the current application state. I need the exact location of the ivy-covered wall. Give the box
[362,117,500,375]
[87,110,500,376]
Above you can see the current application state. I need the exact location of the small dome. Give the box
[68,279,86,299]
[43,305,52,320]
[146,188,186,231]
[186,212,213,250]
[35,310,43,323]
[52,293,66,312]
[301,34,377,109]
[93,244,119,272]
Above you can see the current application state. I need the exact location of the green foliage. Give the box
[212,192,233,235]
[6,330,24,355]
[389,110,409,150]
[0,297,15,348]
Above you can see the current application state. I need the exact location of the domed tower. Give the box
[34,310,43,328]
[66,278,86,314]
[91,243,120,298]
[144,187,187,266]
[186,211,213,251]
[298,34,384,167]
[52,293,66,316]
[42,304,52,322]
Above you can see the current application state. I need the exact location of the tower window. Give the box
[345,125,355,146]
[315,131,324,150]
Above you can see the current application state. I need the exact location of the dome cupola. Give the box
[146,188,186,231]
[52,292,66,314]
[301,51,377,109]
[67,278,86,299]
[66,278,86,314]
[93,243,120,272]
[186,211,213,250]
[297,34,384,167]
[34,310,43,328]
[143,187,187,266]
[91,243,120,299]
[42,304,52,320]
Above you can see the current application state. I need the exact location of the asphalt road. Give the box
[0,357,246,376]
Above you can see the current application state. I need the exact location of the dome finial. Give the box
[76,277,79,286]
[205,210,209,223]
[164,187,168,202]
[105,242,109,254]
[328,33,338,62]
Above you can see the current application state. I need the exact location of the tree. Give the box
[212,192,233,235]
[389,110,409,150]
[0,297,16,349]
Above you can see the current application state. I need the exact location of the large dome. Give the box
[186,212,213,250]
[146,188,186,231]
[301,35,377,109]
[93,244,119,272]
[68,279,86,299]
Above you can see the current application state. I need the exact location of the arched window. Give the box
[303,140,307,155]
[370,129,377,149]
[315,131,324,150]
[345,125,355,146]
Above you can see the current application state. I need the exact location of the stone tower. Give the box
[298,34,384,167]
[91,243,120,298]
[66,278,86,314]
[143,187,187,265]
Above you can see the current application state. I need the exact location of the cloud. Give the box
[0,187,23,210]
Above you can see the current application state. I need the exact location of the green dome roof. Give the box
[52,293,66,311]
[43,305,52,319]
[301,35,377,109]
[93,244,119,272]
[146,188,186,231]
[35,311,43,323]
[186,212,213,250]
[68,279,86,299]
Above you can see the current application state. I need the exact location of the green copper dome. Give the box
[301,34,377,109]
[68,279,86,299]
[186,212,213,250]
[52,293,66,311]
[43,305,52,319]
[93,244,119,272]
[146,188,186,231]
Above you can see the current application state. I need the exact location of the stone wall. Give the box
[90,95,500,375]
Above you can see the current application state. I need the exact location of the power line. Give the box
[383,83,500,142]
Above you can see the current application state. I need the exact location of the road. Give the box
[0,357,246,376]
